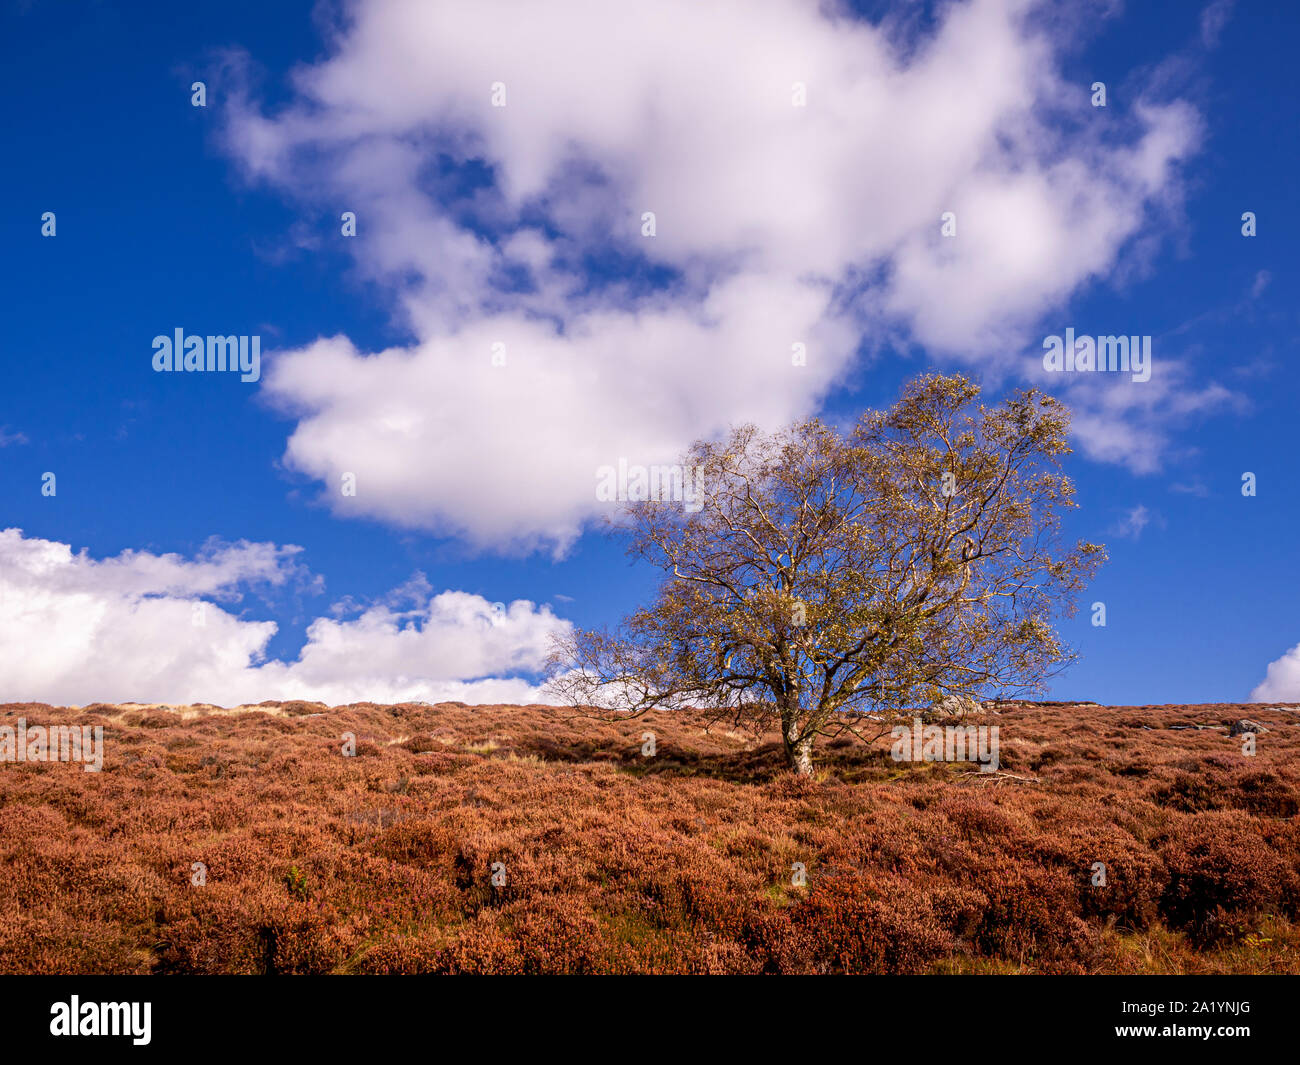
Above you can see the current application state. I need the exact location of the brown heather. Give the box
[1,699,1297,974]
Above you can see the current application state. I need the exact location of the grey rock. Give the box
[925,694,984,721]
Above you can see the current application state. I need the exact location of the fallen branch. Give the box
[957,769,1041,785]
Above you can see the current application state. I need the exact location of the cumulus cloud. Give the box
[1251,643,1300,704]
[265,279,854,551]
[222,0,1205,549]
[0,528,567,706]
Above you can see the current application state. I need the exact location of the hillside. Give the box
[1,699,1298,974]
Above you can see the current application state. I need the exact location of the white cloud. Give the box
[264,277,855,552]
[1109,504,1157,540]
[1251,642,1300,704]
[1050,359,1243,474]
[223,0,1205,549]
[1200,0,1234,49]
[0,528,567,707]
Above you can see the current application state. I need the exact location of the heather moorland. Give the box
[1,699,1297,975]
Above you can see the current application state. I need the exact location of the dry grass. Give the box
[1,698,1297,974]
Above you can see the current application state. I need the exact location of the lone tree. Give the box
[547,374,1105,776]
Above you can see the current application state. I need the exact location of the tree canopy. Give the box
[547,373,1105,775]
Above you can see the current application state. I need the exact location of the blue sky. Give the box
[1,0,1296,708]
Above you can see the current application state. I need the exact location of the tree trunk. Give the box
[782,715,815,776]
[788,737,814,776]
